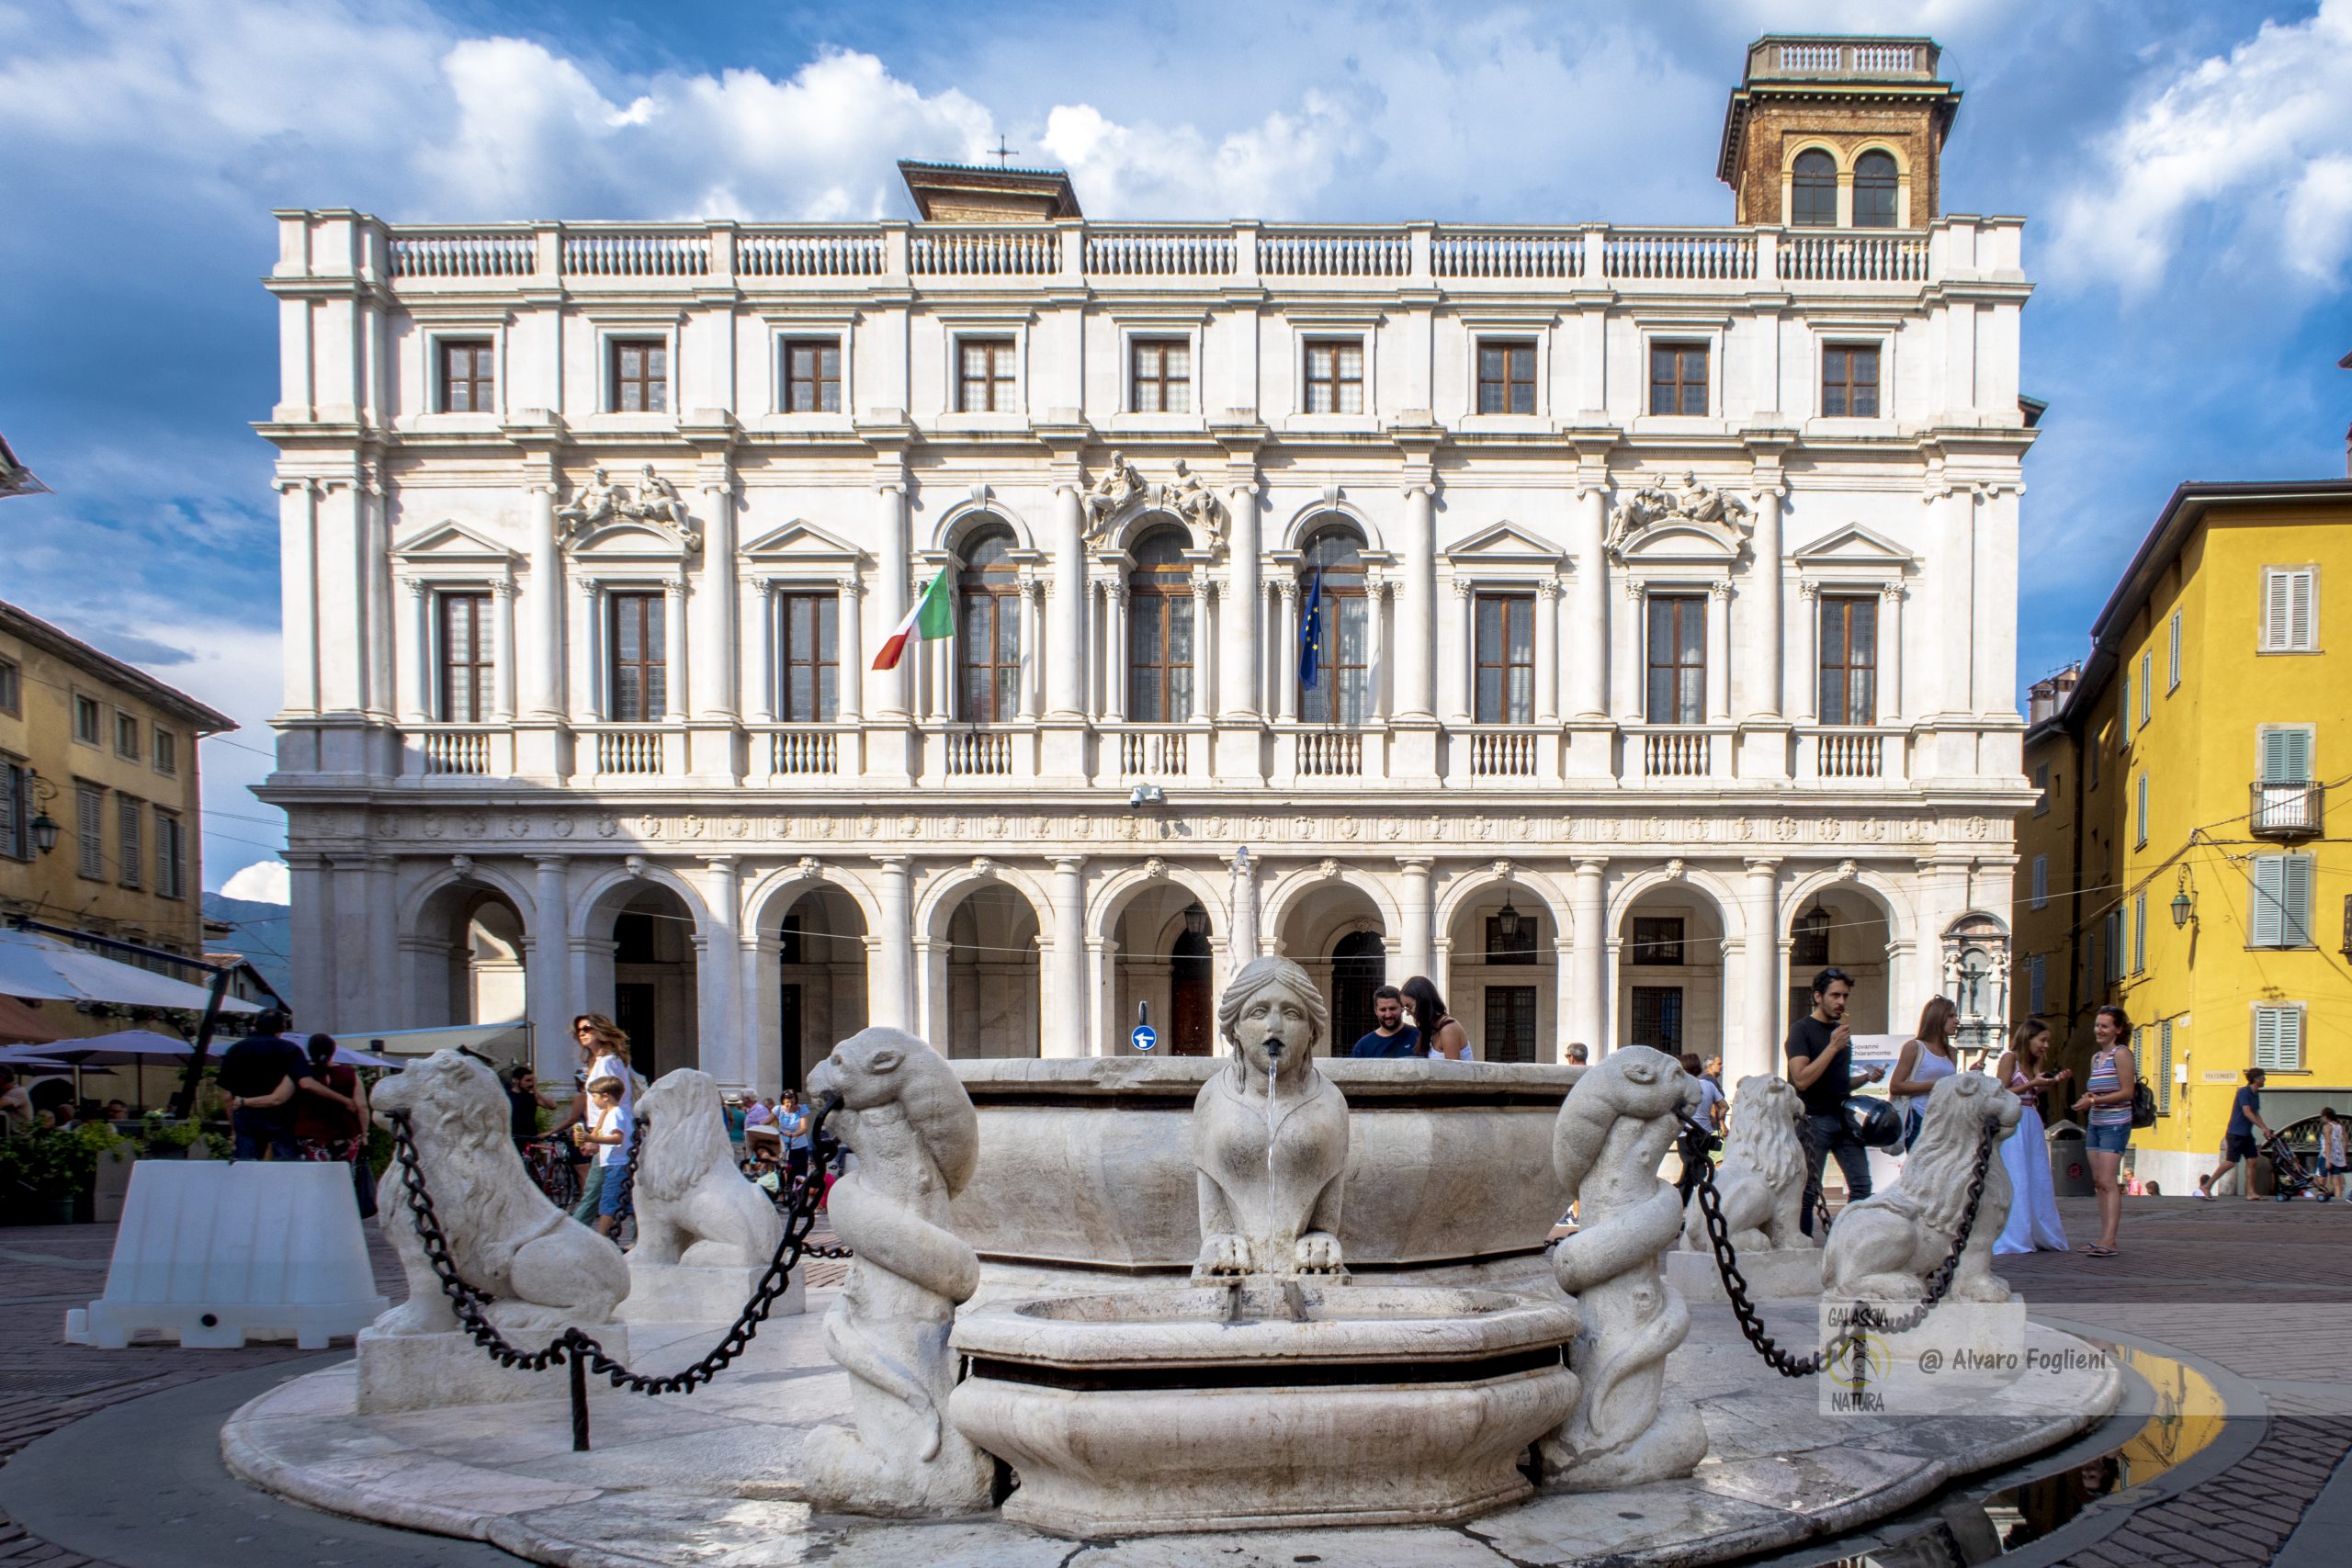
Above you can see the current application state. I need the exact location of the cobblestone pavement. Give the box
[0,1196,2343,1565]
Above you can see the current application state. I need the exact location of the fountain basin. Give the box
[948,1284,1581,1536]
[951,1058,1578,1297]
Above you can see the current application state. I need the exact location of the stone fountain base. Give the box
[222,1288,2123,1567]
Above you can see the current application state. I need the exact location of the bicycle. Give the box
[519,1134,583,1210]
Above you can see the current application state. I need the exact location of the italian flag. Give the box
[872,571,953,671]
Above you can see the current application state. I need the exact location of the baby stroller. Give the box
[2265,1134,2332,1201]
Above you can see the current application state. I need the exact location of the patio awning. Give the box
[0,1033,399,1071]
[0,928,261,1013]
[0,991,53,1044]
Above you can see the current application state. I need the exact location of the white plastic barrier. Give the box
[64,1160,388,1349]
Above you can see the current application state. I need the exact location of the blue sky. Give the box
[3,0,2347,898]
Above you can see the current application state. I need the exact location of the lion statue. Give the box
[1192,954,1349,1280]
[630,1068,783,1269]
[1681,1074,1811,1256]
[802,1028,993,1517]
[1823,1071,2019,1304]
[370,1049,628,1336]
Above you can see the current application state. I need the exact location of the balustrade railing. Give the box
[2251,781,2324,839]
[1086,229,1234,276]
[1638,727,1715,780]
[592,727,667,777]
[1780,231,1929,282]
[560,231,710,277]
[1811,729,1884,780]
[418,727,494,777]
[390,231,536,278]
[736,231,883,276]
[910,228,1058,275]
[767,728,839,776]
[1259,229,1411,276]
[1468,728,1538,777]
[1117,728,1191,779]
[1431,231,1582,278]
[1602,230,1756,280]
[946,729,1014,777]
[1294,729,1364,778]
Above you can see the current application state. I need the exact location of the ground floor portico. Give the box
[285,798,2017,1095]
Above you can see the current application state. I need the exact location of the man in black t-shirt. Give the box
[1787,968,1884,1237]
[217,1010,311,1161]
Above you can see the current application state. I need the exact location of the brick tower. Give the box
[1718,37,1963,228]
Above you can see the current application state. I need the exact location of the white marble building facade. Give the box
[260,141,2033,1092]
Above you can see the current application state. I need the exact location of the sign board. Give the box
[1131,1024,1158,1054]
[2201,1070,2240,1083]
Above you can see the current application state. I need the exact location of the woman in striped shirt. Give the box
[2070,1005,2137,1258]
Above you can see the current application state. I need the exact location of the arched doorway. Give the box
[1110,885,1216,1056]
[1329,931,1387,1055]
[1616,886,1727,1060]
[1274,878,1387,1055]
[941,883,1042,1058]
[407,883,529,1032]
[588,883,699,1080]
[1785,886,1894,1040]
[774,886,868,1091]
[1170,926,1213,1055]
[1445,882,1557,1063]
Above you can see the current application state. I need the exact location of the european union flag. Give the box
[1297,568,1324,691]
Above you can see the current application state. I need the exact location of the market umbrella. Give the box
[0,929,261,1013]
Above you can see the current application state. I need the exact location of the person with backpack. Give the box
[2070,1005,2138,1258]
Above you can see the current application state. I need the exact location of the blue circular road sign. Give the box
[1131,1024,1159,1053]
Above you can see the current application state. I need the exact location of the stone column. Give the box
[1570,486,1609,718]
[1046,856,1088,1057]
[1048,483,1087,718]
[1534,579,1561,724]
[661,576,688,722]
[1396,482,1437,720]
[1553,931,1577,1064]
[694,482,737,720]
[697,855,743,1088]
[1738,857,1782,1087]
[1570,859,1607,1056]
[1616,581,1645,724]
[870,856,913,1031]
[491,581,518,722]
[868,481,910,720]
[524,484,564,718]
[752,580,777,723]
[1104,586,1128,723]
[1274,581,1299,724]
[1192,579,1216,723]
[1440,581,1473,728]
[1228,850,1260,965]
[1794,582,1820,725]
[402,579,431,723]
[836,575,865,724]
[277,479,320,716]
[1396,858,1434,985]
[1223,484,1261,722]
[528,854,572,1081]
[1880,581,1905,726]
[1748,488,1784,718]
[1705,581,1733,725]
[1365,581,1390,721]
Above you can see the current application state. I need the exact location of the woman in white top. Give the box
[1994,1018,2070,1255]
[1887,995,1962,1153]
[1401,976,1472,1062]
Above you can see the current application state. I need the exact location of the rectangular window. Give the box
[2032,761,2051,815]
[783,338,842,413]
[2251,854,2315,948]
[1473,593,1535,725]
[2168,611,2182,691]
[1629,986,1685,1051]
[2254,1005,2304,1072]
[2262,568,2316,651]
[778,592,840,723]
[1127,581,1195,724]
[1484,986,1539,1064]
[0,760,26,861]
[1817,593,1878,726]
[2135,773,2149,848]
[114,710,140,759]
[1303,339,1363,414]
[2260,725,2315,784]
[154,812,186,898]
[957,336,1017,412]
[2030,855,2048,908]
[1298,591,1370,727]
[153,728,176,775]
[1631,917,1686,966]
[607,592,667,722]
[2028,953,2047,1017]
[1129,338,1192,414]
[1822,344,1881,417]
[608,338,669,413]
[2105,909,2124,982]
[73,694,99,744]
[2156,1020,2174,1113]
[117,795,141,889]
[2138,652,2153,728]
[1649,343,1708,416]
[437,591,494,724]
[2132,893,2146,975]
[438,338,495,413]
[75,784,103,880]
[1645,594,1706,725]
[957,581,1022,723]
[0,656,17,716]
[1476,340,1536,415]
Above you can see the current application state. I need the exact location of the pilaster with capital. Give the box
[490,580,518,722]
[1616,578,1646,724]
[1273,580,1300,724]
[401,577,432,725]
[837,574,866,724]
[1048,482,1088,719]
[1222,481,1262,723]
[1441,579,1474,727]
[1535,578,1562,725]
[523,480,565,719]
[1880,581,1907,726]
[1705,579,1733,724]
[1396,481,1437,721]
[1570,479,1611,719]
[276,478,322,716]
[661,576,688,722]
[1794,581,1821,725]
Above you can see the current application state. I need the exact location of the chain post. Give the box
[568,1330,591,1450]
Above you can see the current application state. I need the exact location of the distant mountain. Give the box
[203,893,294,1006]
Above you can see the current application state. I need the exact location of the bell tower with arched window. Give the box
[1717,36,1962,228]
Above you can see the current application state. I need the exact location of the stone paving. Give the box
[0,1194,2343,1565]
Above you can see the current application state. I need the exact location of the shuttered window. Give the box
[2135,773,2149,848]
[2138,652,2153,728]
[2253,1005,2303,1071]
[2168,612,2182,690]
[2132,894,2146,975]
[2028,953,2047,1016]
[2120,671,2132,735]
[117,796,141,888]
[2262,568,2316,651]
[2156,1021,2174,1113]
[2250,854,2315,948]
[2261,726,2314,783]
[2031,854,2049,908]
[76,785,104,880]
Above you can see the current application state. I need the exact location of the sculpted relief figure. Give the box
[1824,1071,2019,1305]
[1543,1046,1709,1492]
[1672,469,1752,531]
[369,1051,628,1336]
[1191,956,1349,1280]
[628,1068,782,1269]
[1081,449,1144,540]
[1680,1074,1813,1256]
[554,466,621,537]
[1168,457,1224,542]
[803,1029,994,1516]
[624,465,696,544]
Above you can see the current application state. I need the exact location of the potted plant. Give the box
[0,1130,91,1224]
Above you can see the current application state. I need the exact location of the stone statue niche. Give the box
[1191,955,1351,1284]
[1543,1045,1711,1492]
[803,1028,995,1517]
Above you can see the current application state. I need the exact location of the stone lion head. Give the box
[807,1027,978,1195]
[1905,1072,2022,1236]
[1724,1074,1805,1193]
[1216,955,1329,1085]
[370,1048,507,1147]
[635,1067,731,1205]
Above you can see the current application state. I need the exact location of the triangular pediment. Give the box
[1443,522,1566,566]
[390,521,520,563]
[740,520,867,566]
[1791,524,1918,567]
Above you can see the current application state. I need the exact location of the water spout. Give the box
[1262,1039,1282,1174]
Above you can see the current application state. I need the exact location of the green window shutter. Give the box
[2121,671,2132,732]
[2261,726,2313,783]
[2157,1021,2174,1113]
[2168,613,2182,689]
[2252,857,2286,947]
[2266,570,2293,649]
[2139,652,2153,726]
[2283,854,2314,946]
[2254,1007,2302,1071]
[2132,895,2146,974]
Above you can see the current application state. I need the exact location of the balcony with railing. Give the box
[1109,725,1201,783]
[1280,726,1381,784]
[578,724,677,781]
[750,723,856,780]
[1626,725,1733,784]
[1797,727,1908,785]
[2251,781,2324,840]
[1464,727,1547,782]
[404,725,509,780]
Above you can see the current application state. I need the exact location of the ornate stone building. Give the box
[260,34,2032,1091]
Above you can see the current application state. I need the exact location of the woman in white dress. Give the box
[1888,996,1962,1152]
[1995,1018,2071,1255]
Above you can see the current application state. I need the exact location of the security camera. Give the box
[1127,784,1165,808]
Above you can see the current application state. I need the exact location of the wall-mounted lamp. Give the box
[2170,866,2197,929]
[24,771,59,857]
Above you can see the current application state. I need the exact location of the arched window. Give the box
[956,524,1021,723]
[1854,151,1899,228]
[1791,149,1838,228]
[1127,527,1194,723]
[1298,523,1370,726]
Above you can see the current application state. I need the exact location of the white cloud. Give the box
[221,859,291,904]
[2052,0,2352,290]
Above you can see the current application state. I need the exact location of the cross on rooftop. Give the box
[989,135,1017,167]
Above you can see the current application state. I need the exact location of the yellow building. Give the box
[0,599,233,1037]
[2018,479,2352,1193]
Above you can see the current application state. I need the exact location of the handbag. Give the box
[1843,1095,1905,1150]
